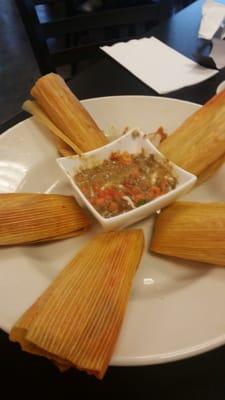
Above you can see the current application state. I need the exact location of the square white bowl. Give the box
[57,129,197,231]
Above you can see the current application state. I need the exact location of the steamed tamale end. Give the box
[54,135,75,157]
[24,230,144,378]
[150,201,225,266]
[197,152,225,186]
[31,73,108,152]
[22,100,82,155]
[9,282,72,371]
[159,89,225,176]
[0,193,91,245]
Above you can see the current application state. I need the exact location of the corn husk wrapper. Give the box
[30,73,108,153]
[0,193,91,245]
[159,89,225,176]
[197,152,225,186]
[22,100,77,156]
[150,201,225,266]
[10,230,144,379]
[10,288,71,372]
[54,135,75,157]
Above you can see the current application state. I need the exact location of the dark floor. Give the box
[0,0,40,125]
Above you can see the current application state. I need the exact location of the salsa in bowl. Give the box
[74,150,177,218]
[57,129,197,230]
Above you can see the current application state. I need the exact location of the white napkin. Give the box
[198,0,225,40]
[101,37,218,94]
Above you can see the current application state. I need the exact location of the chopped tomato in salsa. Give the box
[74,151,177,218]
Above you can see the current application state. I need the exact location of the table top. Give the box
[1,0,225,397]
[68,0,225,104]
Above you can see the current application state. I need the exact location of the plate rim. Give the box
[3,95,223,368]
[0,94,201,139]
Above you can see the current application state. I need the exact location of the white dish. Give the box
[58,128,196,231]
[216,80,225,94]
[1,95,225,366]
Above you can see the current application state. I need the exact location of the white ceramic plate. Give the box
[1,95,225,366]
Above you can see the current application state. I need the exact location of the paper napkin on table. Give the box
[198,0,225,40]
[101,37,218,94]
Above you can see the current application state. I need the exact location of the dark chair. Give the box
[15,0,172,78]
[174,0,196,11]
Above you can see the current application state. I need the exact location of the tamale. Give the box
[22,100,77,156]
[159,89,225,176]
[31,73,108,153]
[150,201,225,266]
[10,289,71,371]
[10,230,144,379]
[197,152,225,186]
[54,135,75,157]
[0,193,91,245]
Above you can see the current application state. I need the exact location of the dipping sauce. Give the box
[74,151,177,218]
